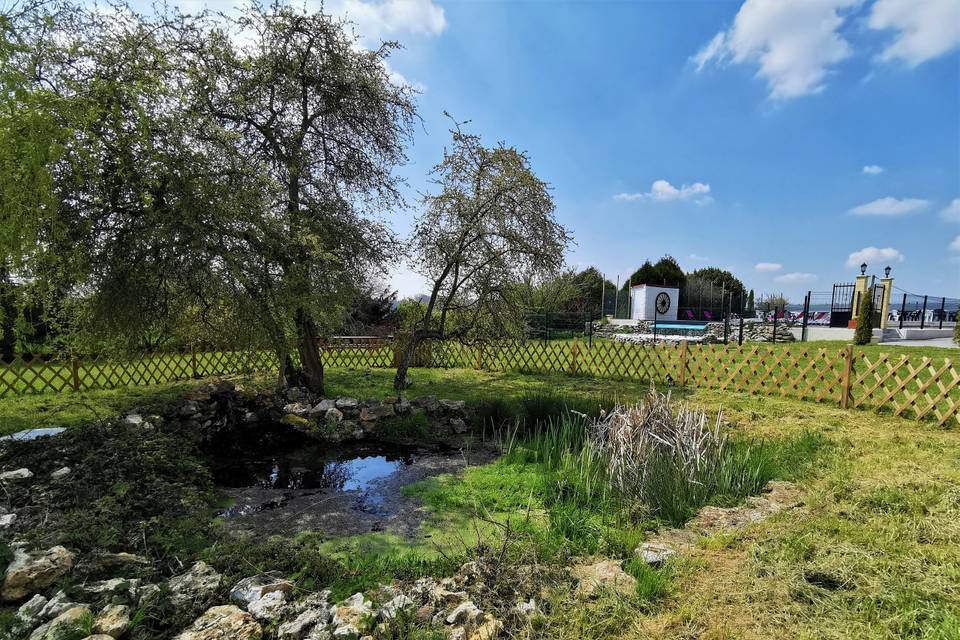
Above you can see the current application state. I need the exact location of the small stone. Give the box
[325,407,344,424]
[513,599,539,616]
[173,605,261,640]
[636,542,676,566]
[39,590,77,619]
[278,606,332,639]
[51,467,71,480]
[378,594,414,620]
[310,399,336,414]
[0,513,15,528]
[445,601,483,626]
[332,592,373,637]
[167,561,222,609]
[284,402,312,416]
[16,593,47,622]
[28,605,90,640]
[2,546,75,602]
[230,572,294,608]
[429,586,468,606]
[449,418,468,434]
[439,399,466,412]
[93,604,130,637]
[335,397,359,410]
[0,468,33,481]
[123,414,144,426]
[248,590,288,621]
[570,559,637,598]
[359,404,394,421]
[447,627,467,640]
[82,635,115,640]
[468,618,503,640]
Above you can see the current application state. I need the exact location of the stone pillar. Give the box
[850,274,871,327]
[879,276,894,329]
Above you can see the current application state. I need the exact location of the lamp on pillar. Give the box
[860,262,867,275]
[879,266,895,329]
[884,265,891,278]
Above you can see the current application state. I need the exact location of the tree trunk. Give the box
[295,309,324,395]
[393,332,419,390]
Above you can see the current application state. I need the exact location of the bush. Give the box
[954,321,959,346]
[853,292,875,345]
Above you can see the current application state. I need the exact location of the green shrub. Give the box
[853,292,875,345]
[623,557,669,601]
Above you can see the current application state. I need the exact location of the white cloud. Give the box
[868,0,960,67]
[849,196,929,216]
[862,165,884,174]
[774,272,818,284]
[330,0,447,45]
[754,262,783,272]
[614,179,712,204]
[688,253,710,263]
[692,0,859,100]
[941,198,960,222]
[846,246,905,268]
[950,235,960,252]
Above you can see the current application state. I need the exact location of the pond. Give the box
[208,433,494,538]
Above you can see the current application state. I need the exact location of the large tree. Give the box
[3,2,416,393]
[394,121,571,390]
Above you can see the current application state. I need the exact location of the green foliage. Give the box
[623,556,670,601]
[854,291,876,345]
[687,267,747,300]
[624,255,686,289]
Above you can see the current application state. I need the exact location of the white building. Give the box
[629,285,679,322]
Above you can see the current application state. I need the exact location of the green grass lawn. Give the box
[0,366,957,638]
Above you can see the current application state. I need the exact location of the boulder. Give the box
[469,618,504,640]
[284,402,313,416]
[174,605,261,640]
[167,561,222,609]
[277,592,332,639]
[50,467,72,480]
[16,593,47,624]
[324,408,344,425]
[28,605,91,640]
[2,546,75,601]
[570,559,637,598]
[0,468,34,481]
[0,513,16,528]
[39,590,78,619]
[93,604,130,638]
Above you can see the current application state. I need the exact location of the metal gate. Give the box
[830,283,854,327]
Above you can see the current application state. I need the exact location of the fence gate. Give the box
[830,283,855,327]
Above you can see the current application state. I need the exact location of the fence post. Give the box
[840,343,854,409]
[678,340,688,386]
[190,345,198,379]
[899,293,907,330]
[570,337,580,375]
[70,357,81,391]
[772,306,778,345]
[801,291,811,342]
[920,295,928,329]
[939,297,946,330]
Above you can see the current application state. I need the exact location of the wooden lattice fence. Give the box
[1,338,957,427]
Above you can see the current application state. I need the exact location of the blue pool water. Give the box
[654,323,707,331]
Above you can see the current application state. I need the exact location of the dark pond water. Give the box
[209,440,440,519]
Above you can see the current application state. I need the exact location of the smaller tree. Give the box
[853,292,875,345]
[394,120,571,390]
[746,289,755,316]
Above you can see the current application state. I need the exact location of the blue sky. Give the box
[154,0,960,300]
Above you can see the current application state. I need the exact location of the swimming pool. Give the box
[654,322,707,331]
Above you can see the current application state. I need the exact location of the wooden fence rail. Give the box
[1,339,957,427]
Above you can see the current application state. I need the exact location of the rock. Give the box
[123,414,144,426]
[636,542,676,566]
[16,594,47,623]
[0,513,16,528]
[411,396,439,412]
[513,599,539,616]
[332,592,373,637]
[429,585,468,606]
[445,601,483,626]
[0,468,34,481]
[167,561,222,609]
[325,407,344,425]
[91,552,151,572]
[378,594,414,620]
[447,628,467,640]
[570,559,637,598]
[247,590,287,621]
[311,399,336,414]
[359,404,395,421]
[414,604,433,622]
[83,577,143,601]
[439,399,466,412]
[93,604,130,637]
[230,573,294,609]
[39,590,78,619]
[174,605,261,640]
[284,402,312,416]
[2,546,75,601]
[335,397,359,410]
[50,467,71,480]
[448,418,468,434]
[468,619,503,640]
[28,605,91,640]
[278,607,331,639]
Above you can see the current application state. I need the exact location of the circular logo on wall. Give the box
[656,292,671,314]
